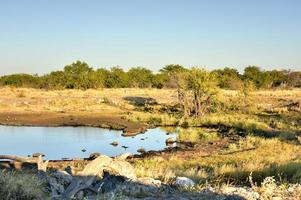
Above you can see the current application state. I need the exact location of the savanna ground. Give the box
[0,87,301,199]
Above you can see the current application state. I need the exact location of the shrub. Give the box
[0,170,46,200]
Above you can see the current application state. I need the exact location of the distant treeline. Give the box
[0,61,300,90]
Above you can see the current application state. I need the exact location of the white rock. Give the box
[175,177,195,187]
[138,177,162,187]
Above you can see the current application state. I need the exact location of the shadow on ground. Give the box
[123,96,158,106]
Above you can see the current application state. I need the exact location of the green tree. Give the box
[213,67,243,89]
[104,67,129,88]
[63,61,94,89]
[41,71,66,89]
[159,64,187,88]
[0,74,41,88]
[127,67,153,88]
[177,68,219,117]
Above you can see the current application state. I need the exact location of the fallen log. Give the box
[0,155,38,163]
[0,154,48,172]
[61,155,112,199]
[61,153,136,199]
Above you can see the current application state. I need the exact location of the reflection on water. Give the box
[0,126,177,160]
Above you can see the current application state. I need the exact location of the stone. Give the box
[75,190,84,199]
[65,166,75,175]
[138,177,161,187]
[62,154,136,199]
[110,141,118,146]
[175,177,195,187]
[220,186,260,200]
[106,159,137,180]
[51,170,73,185]
[89,152,101,160]
[32,152,45,157]
[137,148,146,154]
[48,176,65,196]
[97,172,127,193]
[165,137,175,144]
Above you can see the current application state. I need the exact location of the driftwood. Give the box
[0,154,48,172]
[114,152,132,160]
[62,153,136,199]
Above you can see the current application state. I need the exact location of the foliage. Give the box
[159,64,188,88]
[0,74,41,88]
[177,68,219,117]
[213,67,243,90]
[127,67,154,88]
[0,61,300,89]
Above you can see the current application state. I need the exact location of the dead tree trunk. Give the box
[0,155,48,172]
[61,153,136,199]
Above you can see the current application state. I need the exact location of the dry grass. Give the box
[0,87,177,114]
[134,136,301,185]
[1,86,301,198]
[0,170,47,200]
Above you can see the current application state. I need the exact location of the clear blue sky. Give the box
[0,0,300,75]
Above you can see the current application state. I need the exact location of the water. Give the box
[0,126,176,160]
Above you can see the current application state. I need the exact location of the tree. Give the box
[104,67,129,88]
[127,67,154,88]
[41,71,66,89]
[63,61,94,89]
[177,67,219,117]
[152,73,166,89]
[0,74,41,88]
[213,67,243,90]
[159,64,187,88]
[287,71,301,87]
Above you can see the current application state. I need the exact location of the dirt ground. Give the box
[0,87,177,134]
[0,112,147,135]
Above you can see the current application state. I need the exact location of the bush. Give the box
[0,170,46,200]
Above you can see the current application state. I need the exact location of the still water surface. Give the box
[0,126,176,160]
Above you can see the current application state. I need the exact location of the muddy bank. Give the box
[0,112,147,136]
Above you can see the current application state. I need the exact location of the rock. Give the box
[97,172,127,193]
[81,149,86,152]
[48,176,65,196]
[137,148,146,154]
[165,137,175,144]
[110,141,118,146]
[51,170,73,185]
[32,152,45,158]
[89,152,101,160]
[175,177,195,187]
[138,177,161,187]
[106,159,137,180]
[62,154,136,199]
[65,166,75,175]
[220,186,260,200]
[117,180,165,198]
[75,190,84,199]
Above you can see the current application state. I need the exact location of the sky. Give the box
[0,0,300,75]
